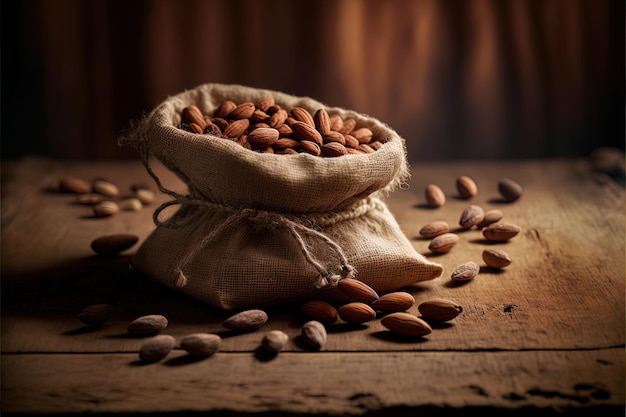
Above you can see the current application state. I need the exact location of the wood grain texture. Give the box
[1,156,624,415]
[2,349,623,416]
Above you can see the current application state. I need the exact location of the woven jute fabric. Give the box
[119,83,443,310]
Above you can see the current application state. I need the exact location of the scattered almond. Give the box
[119,197,143,211]
[380,312,432,337]
[477,209,503,229]
[301,320,327,350]
[482,223,521,241]
[337,278,379,304]
[128,314,168,336]
[418,298,463,322]
[223,309,268,331]
[459,204,485,229]
[139,335,176,362]
[59,176,91,194]
[482,249,512,268]
[371,292,415,312]
[498,178,523,202]
[92,200,120,217]
[92,179,119,198]
[77,303,115,326]
[419,220,450,238]
[134,188,155,205]
[180,333,222,358]
[261,330,289,354]
[451,261,480,282]
[425,184,446,208]
[428,233,459,254]
[301,300,338,323]
[337,302,377,324]
[456,175,478,198]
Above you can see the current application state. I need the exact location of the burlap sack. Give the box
[119,83,442,310]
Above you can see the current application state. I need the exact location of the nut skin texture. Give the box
[371,292,415,312]
[419,221,450,238]
[93,201,120,217]
[139,335,176,363]
[381,312,432,337]
[301,320,327,350]
[261,330,289,354]
[482,223,521,242]
[337,278,379,304]
[180,333,222,358]
[482,249,512,268]
[459,204,485,229]
[425,184,446,208]
[77,304,115,326]
[456,175,478,198]
[418,298,463,322]
[451,261,480,282]
[90,234,139,256]
[337,302,377,324]
[301,300,338,324]
[477,209,504,229]
[128,315,168,336]
[428,233,459,254]
[223,309,268,331]
[247,127,279,148]
[498,178,523,202]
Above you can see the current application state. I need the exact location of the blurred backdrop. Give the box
[2,0,624,162]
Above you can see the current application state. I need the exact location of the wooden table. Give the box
[1,156,624,416]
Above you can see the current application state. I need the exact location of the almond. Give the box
[343,134,360,148]
[339,118,356,135]
[223,119,250,138]
[351,127,373,144]
[213,100,237,118]
[277,123,293,137]
[247,127,280,148]
[418,298,463,322]
[268,109,288,128]
[180,333,222,358]
[337,278,379,303]
[290,107,315,126]
[456,175,478,198]
[261,330,289,354]
[299,140,321,156]
[301,300,338,323]
[255,96,275,112]
[134,188,155,205]
[477,209,503,229]
[182,105,206,128]
[93,200,119,217]
[223,309,268,331]
[329,114,344,131]
[301,320,327,350]
[75,193,104,205]
[381,312,432,337]
[482,249,512,268]
[459,204,485,229]
[358,144,375,154]
[77,303,115,326]
[128,314,168,336]
[91,233,139,256]
[291,121,323,145]
[321,142,347,157]
[371,292,415,312]
[119,197,143,211]
[139,335,176,362]
[228,101,255,119]
[314,108,332,134]
[482,223,521,241]
[59,176,91,194]
[337,302,377,324]
[322,131,346,145]
[425,184,446,208]
[203,123,222,136]
[498,178,523,202]
[419,220,450,238]
[250,109,270,123]
[428,232,459,253]
[92,179,119,198]
[272,138,299,150]
[451,261,480,282]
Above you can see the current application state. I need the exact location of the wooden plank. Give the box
[2,349,623,416]
[1,157,624,354]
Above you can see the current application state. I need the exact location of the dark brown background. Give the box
[2,0,624,162]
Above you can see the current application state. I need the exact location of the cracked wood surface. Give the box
[1,156,624,415]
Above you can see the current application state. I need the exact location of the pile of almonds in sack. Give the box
[178,97,385,157]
